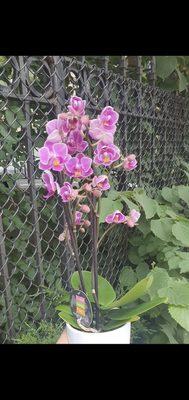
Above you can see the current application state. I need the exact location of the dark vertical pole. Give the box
[19,56,46,320]
[0,212,14,339]
[104,56,109,104]
[52,56,74,289]
[149,57,156,188]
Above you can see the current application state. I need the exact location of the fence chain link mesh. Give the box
[0,56,188,343]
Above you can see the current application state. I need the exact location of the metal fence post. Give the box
[18,56,46,320]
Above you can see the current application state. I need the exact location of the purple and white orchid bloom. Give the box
[42,171,59,199]
[65,153,93,179]
[68,96,86,116]
[67,130,88,155]
[123,154,137,171]
[39,143,71,172]
[105,210,126,224]
[58,182,78,203]
[94,142,120,166]
[92,175,110,191]
[125,209,141,228]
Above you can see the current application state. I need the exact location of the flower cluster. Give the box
[39,95,139,230]
[105,209,140,227]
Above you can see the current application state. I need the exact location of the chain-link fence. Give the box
[0,56,189,343]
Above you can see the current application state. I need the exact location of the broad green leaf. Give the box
[137,220,151,237]
[158,280,189,306]
[172,222,189,247]
[108,297,167,320]
[136,262,150,280]
[133,193,157,219]
[71,271,116,306]
[99,196,123,224]
[120,193,139,211]
[104,276,153,309]
[156,56,178,80]
[148,267,170,299]
[177,69,188,92]
[179,260,189,273]
[169,305,189,332]
[151,218,174,242]
[119,267,137,290]
[127,249,141,265]
[168,256,180,270]
[58,311,81,329]
[161,187,179,204]
[175,251,189,260]
[178,186,189,206]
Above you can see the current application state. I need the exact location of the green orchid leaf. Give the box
[71,270,116,306]
[108,297,167,320]
[103,276,153,309]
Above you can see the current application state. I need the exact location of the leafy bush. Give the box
[13,321,63,344]
[105,185,189,343]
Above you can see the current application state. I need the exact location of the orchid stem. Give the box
[97,224,115,248]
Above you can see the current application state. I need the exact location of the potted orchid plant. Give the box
[38,96,167,344]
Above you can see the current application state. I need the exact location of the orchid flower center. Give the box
[75,169,82,177]
[53,159,60,167]
[103,153,110,163]
[114,214,119,222]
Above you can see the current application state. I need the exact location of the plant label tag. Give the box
[70,290,93,328]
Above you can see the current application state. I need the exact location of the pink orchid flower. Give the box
[41,171,59,199]
[75,211,84,225]
[67,130,88,155]
[39,143,71,172]
[92,175,110,191]
[89,106,119,143]
[68,96,86,116]
[125,209,141,227]
[46,119,64,135]
[89,119,114,143]
[98,106,119,132]
[44,130,62,151]
[94,142,120,166]
[58,182,78,203]
[105,210,126,224]
[123,154,137,171]
[65,153,93,179]
[58,112,81,133]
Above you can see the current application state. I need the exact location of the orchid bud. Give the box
[80,204,90,213]
[93,189,102,198]
[80,227,85,233]
[83,220,91,228]
[83,183,92,192]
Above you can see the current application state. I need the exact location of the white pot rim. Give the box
[66,322,130,335]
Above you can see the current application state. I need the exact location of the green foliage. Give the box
[13,321,63,344]
[155,56,189,92]
[97,185,189,344]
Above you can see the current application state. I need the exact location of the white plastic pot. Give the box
[66,322,131,344]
